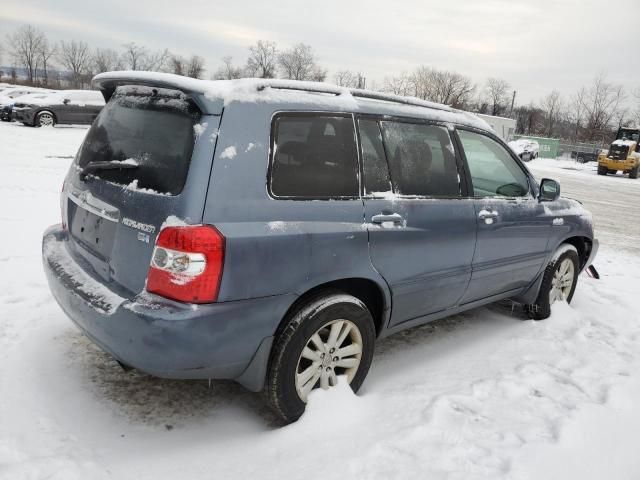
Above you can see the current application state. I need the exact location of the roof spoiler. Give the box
[92,71,224,114]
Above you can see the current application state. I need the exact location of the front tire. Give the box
[35,111,55,127]
[597,165,608,175]
[265,291,375,423]
[629,165,639,179]
[526,245,580,320]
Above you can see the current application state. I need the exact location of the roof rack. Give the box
[256,80,453,113]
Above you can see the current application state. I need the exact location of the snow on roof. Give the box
[92,71,489,130]
[612,139,636,147]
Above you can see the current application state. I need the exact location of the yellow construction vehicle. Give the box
[597,127,640,178]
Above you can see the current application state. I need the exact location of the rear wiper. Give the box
[80,161,139,179]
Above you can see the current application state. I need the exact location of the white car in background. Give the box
[508,138,540,162]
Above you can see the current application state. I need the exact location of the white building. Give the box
[476,114,516,142]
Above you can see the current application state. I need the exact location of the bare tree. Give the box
[568,87,586,141]
[515,104,544,135]
[170,55,186,76]
[122,42,147,70]
[334,70,366,89]
[213,56,243,80]
[142,48,170,71]
[278,43,324,81]
[93,47,122,74]
[246,40,278,78]
[383,73,413,96]
[309,65,327,82]
[485,77,511,116]
[58,40,91,88]
[541,90,563,137]
[6,24,45,84]
[121,42,169,72]
[582,73,625,141]
[186,55,205,79]
[38,38,57,86]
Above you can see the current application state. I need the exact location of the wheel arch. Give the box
[275,277,390,339]
[556,235,593,270]
[35,109,57,125]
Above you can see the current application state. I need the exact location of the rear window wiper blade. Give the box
[80,161,139,179]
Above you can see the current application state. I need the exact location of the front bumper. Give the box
[11,107,35,124]
[584,238,599,270]
[0,106,12,121]
[42,225,294,388]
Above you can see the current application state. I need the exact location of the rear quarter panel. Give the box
[203,102,389,310]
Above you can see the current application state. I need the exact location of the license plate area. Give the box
[68,201,117,261]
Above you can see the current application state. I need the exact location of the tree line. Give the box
[1,23,637,143]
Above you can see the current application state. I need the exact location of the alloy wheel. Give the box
[294,319,363,402]
[549,258,575,304]
[38,113,54,127]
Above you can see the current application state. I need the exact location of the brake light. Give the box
[147,225,225,303]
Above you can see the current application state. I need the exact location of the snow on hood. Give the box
[14,93,63,106]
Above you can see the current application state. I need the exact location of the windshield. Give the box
[76,86,200,195]
[618,129,640,142]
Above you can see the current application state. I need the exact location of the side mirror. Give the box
[63,98,70,104]
[539,178,560,202]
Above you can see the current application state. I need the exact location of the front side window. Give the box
[379,121,461,197]
[458,129,530,197]
[270,114,359,198]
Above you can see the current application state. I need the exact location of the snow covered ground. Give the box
[1,121,639,480]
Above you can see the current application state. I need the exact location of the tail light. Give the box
[147,225,225,303]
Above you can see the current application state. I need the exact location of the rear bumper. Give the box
[599,157,636,171]
[42,225,294,389]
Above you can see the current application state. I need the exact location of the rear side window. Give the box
[457,129,530,197]
[359,119,392,194]
[76,86,200,195]
[379,121,461,197]
[270,114,359,198]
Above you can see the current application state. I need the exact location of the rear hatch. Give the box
[63,85,218,296]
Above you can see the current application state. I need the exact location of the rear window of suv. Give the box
[270,113,359,198]
[76,86,200,195]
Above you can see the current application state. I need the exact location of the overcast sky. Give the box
[1,0,638,105]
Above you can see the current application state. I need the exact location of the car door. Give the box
[359,117,476,327]
[55,93,75,124]
[456,128,551,304]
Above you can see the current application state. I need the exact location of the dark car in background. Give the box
[0,87,55,122]
[13,90,105,127]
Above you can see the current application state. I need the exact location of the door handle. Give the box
[371,213,404,225]
[478,209,499,224]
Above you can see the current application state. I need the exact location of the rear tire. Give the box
[265,291,375,424]
[629,165,639,179]
[597,165,608,175]
[526,246,579,320]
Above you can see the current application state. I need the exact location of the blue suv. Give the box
[43,72,598,422]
